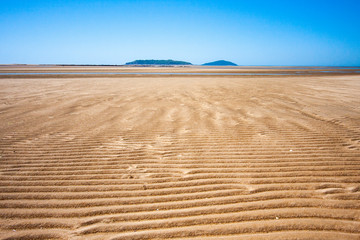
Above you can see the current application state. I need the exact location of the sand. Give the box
[0,67,359,239]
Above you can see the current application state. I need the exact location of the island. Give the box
[126,59,192,65]
[202,60,238,66]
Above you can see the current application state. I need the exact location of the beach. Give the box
[0,66,359,239]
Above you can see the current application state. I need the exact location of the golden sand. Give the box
[0,67,359,239]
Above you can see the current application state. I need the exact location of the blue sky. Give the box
[1,0,359,65]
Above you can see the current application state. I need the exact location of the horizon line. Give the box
[1,63,360,68]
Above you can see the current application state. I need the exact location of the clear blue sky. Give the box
[1,0,359,65]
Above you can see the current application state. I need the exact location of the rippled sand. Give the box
[0,67,359,239]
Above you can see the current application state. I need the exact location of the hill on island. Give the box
[126,60,192,65]
[202,60,237,66]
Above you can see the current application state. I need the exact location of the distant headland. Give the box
[202,60,237,66]
[126,60,192,65]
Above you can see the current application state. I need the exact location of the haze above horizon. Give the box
[1,0,360,66]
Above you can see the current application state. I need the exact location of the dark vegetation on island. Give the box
[126,60,192,65]
[51,59,238,66]
[202,60,238,66]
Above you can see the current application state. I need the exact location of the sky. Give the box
[1,0,360,66]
